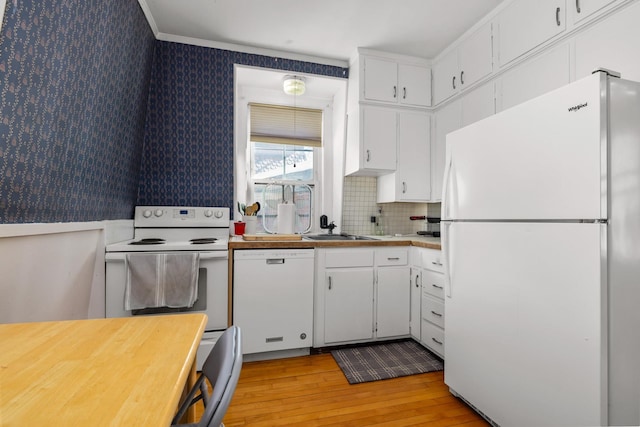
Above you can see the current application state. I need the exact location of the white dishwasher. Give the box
[233,249,314,355]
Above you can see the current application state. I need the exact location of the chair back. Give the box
[198,325,242,427]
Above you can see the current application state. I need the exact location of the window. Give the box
[248,103,322,233]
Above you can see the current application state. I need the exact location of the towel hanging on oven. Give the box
[124,253,200,310]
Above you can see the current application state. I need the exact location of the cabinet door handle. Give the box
[393,85,397,99]
[328,276,332,290]
[366,149,371,162]
[403,87,407,99]
[452,75,456,90]
[432,284,443,290]
[460,70,464,85]
[556,7,561,26]
[432,337,443,345]
[576,0,581,13]
[402,182,407,193]
[266,258,284,264]
[415,275,420,288]
[431,310,443,317]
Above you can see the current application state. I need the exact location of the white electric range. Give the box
[105,206,230,369]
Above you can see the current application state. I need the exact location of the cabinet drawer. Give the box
[375,249,408,266]
[324,249,374,268]
[421,320,445,358]
[423,270,445,299]
[420,249,444,273]
[422,294,444,328]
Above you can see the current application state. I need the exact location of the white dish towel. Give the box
[125,253,200,310]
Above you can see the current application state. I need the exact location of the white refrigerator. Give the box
[441,71,640,426]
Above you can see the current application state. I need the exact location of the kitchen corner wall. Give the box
[137,42,348,210]
[341,176,440,236]
[0,0,155,223]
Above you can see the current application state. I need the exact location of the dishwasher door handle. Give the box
[266,258,285,264]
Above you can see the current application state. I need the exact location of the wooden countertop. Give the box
[229,235,442,250]
[0,314,207,426]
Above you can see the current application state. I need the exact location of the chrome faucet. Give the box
[319,215,337,234]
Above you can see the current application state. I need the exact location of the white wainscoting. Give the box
[0,220,133,324]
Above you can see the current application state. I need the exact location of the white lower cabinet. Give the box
[412,247,445,358]
[409,266,422,341]
[314,247,410,347]
[421,320,445,357]
[324,268,374,343]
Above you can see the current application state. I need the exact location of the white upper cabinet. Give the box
[574,0,640,82]
[398,63,432,107]
[459,23,494,92]
[432,22,493,105]
[498,43,570,111]
[498,0,566,67]
[362,55,431,107]
[363,57,398,103]
[377,111,431,202]
[572,0,618,24]
[432,50,460,105]
[461,81,495,127]
[345,105,397,176]
[346,50,430,176]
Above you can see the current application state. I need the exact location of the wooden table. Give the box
[0,313,207,426]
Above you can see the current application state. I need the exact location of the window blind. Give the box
[249,103,322,147]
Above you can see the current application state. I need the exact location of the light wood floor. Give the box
[197,353,488,426]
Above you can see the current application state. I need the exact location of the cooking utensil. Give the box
[245,202,260,216]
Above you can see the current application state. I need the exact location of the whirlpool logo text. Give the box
[568,102,588,112]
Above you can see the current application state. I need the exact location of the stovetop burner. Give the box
[190,238,218,244]
[129,238,166,245]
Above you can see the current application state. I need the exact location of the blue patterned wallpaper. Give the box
[137,42,348,212]
[0,0,155,223]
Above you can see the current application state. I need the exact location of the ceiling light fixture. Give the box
[283,75,306,96]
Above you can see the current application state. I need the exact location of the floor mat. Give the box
[331,340,443,384]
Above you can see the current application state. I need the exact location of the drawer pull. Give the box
[431,261,443,266]
[431,310,443,317]
[432,337,443,345]
[387,257,400,261]
[432,284,443,290]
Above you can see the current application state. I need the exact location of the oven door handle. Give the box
[105,251,228,261]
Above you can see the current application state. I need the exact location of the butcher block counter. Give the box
[229,234,441,250]
[0,314,207,426]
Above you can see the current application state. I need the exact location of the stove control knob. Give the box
[142,209,152,218]
[204,209,213,217]
[154,209,163,217]
[214,210,224,219]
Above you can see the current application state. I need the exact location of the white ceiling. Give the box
[140,0,504,66]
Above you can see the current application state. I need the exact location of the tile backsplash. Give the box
[341,176,441,236]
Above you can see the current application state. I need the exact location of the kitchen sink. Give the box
[304,234,379,241]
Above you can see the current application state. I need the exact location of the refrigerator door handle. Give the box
[442,152,455,219]
[442,221,452,298]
